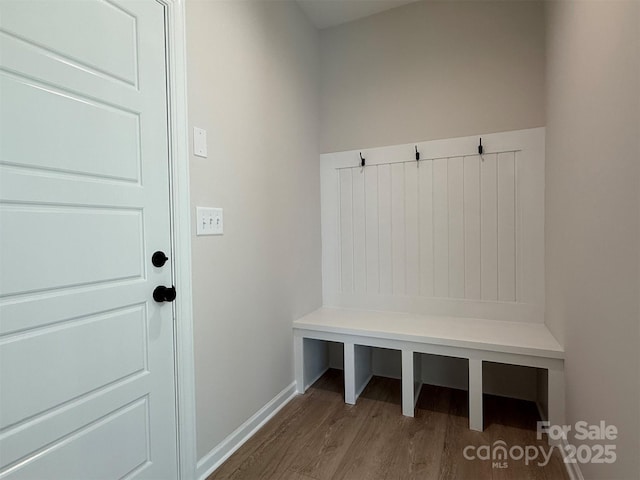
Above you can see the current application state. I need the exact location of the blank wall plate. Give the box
[193,127,207,158]
[196,207,223,235]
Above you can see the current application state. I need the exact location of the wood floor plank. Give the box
[277,471,317,480]
[208,370,569,480]
[484,394,547,480]
[330,377,406,480]
[543,450,571,480]
[286,393,376,478]
[210,378,342,479]
[437,388,494,480]
[382,385,451,479]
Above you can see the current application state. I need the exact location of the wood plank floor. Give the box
[208,369,569,480]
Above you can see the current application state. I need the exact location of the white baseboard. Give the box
[557,436,584,480]
[535,403,583,480]
[196,382,297,480]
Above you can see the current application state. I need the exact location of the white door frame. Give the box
[156,0,197,478]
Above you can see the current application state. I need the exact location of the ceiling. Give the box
[296,0,421,29]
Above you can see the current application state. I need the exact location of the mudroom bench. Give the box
[293,307,565,434]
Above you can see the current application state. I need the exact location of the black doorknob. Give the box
[152,251,169,267]
[153,285,176,303]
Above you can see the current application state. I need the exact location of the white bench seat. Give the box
[293,307,565,436]
[294,307,564,359]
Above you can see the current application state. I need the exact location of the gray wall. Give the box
[319,1,545,153]
[186,0,322,460]
[545,1,640,478]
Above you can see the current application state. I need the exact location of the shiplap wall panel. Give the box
[339,168,353,293]
[391,163,406,295]
[480,153,498,301]
[377,164,392,295]
[404,162,420,297]
[448,157,465,299]
[322,128,545,323]
[497,152,516,302]
[418,162,434,297]
[364,167,379,293]
[352,170,367,293]
[464,156,482,299]
[433,159,449,297]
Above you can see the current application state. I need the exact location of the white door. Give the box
[0,1,178,478]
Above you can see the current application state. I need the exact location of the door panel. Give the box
[0,0,138,85]
[0,1,178,478]
[6,399,150,480]
[1,305,147,429]
[1,205,144,296]
[0,73,141,181]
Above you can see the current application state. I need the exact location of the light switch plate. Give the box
[196,207,223,235]
[193,127,207,158]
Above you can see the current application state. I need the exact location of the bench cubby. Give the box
[294,307,564,441]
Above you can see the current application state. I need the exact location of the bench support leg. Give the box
[294,334,304,394]
[547,367,566,446]
[469,358,483,431]
[401,350,415,417]
[344,342,356,405]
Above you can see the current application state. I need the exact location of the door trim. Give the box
[157,1,197,478]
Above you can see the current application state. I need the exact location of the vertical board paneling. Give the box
[339,169,353,293]
[321,128,546,320]
[364,167,379,293]
[337,154,520,302]
[321,164,341,301]
[448,157,465,298]
[514,152,526,304]
[378,164,392,295]
[497,152,516,301]
[352,169,366,293]
[433,159,449,297]
[391,163,406,295]
[418,162,434,297]
[404,162,419,296]
[464,156,481,299]
[481,154,498,301]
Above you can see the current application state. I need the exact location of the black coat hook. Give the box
[360,152,365,167]
[415,146,420,161]
[478,138,483,155]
